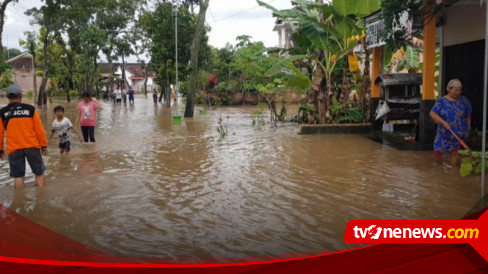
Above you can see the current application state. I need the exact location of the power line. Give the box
[6,5,31,21]
[1,34,24,38]
[213,0,278,22]
[208,6,223,38]
[16,2,30,11]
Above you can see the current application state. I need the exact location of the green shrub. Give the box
[0,69,14,89]
[48,88,64,97]
[195,94,205,105]
[198,71,211,90]
[69,90,79,97]
[179,81,189,97]
[215,80,239,93]
[25,91,33,98]
[459,150,488,177]
[292,105,320,124]
[337,108,365,124]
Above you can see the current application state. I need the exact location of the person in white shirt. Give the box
[49,105,83,154]
[114,87,122,103]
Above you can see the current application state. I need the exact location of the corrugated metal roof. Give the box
[374,73,423,86]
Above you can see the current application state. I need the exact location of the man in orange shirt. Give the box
[0,85,48,189]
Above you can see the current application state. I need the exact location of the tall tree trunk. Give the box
[341,58,351,104]
[143,64,148,96]
[310,52,328,123]
[122,54,126,89]
[361,48,371,122]
[158,84,164,103]
[0,0,14,65]
[84,72,89,95]
[184,0,209,118]
[38,35,49,106]
[105,46,114,94]
[313,0,327,123]
[94,57,99,98]
[110,63,116,93]
[87,70,93,95]
[32,52,37,101]
[65,86,70,102]
[325,77,333,121]
[62,55,74,102]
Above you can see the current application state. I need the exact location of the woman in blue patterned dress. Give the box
[429,79,472,167]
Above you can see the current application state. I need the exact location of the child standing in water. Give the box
[49,105,82,153]
[76,92,103,143]
[152,88,158,104]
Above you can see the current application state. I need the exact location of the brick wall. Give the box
[12,71,40,92]
[8,55,43,93]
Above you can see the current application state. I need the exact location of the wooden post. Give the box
[419,4,437,144]
[422,4,436,100]
[371,46,382,128]
[371,46,382,98]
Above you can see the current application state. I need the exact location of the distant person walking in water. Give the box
[430,79,472,167]
[49,105,82,154]
[122,87,127,104]
[114,87,122,104]
[76,92,102,143]
[0,84,48,189]
[128,86,135,104]
[152,88,158,104]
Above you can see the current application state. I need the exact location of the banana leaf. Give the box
[332,0,381,17]
[301,21,330,50]
[404,46,419,68]
[257,0,304,26]
[287,64,311,90]
[264,55,308,77]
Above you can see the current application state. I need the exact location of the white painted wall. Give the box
[112,66,158,92]
[114,66,134,86]
[132,78,156,92]
[442,2,486,47]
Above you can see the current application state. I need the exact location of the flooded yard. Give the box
[0,95,484,259]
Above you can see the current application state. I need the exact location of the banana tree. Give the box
[260,0,382,123]
[259,1,362,122]
[332,0,380,18]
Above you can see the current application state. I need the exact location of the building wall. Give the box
[8,56,42,92]
[12,71,36,92]
[132,78,156,93]
[442,3,486,47]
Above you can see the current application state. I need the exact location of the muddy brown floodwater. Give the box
[0,95,485,259]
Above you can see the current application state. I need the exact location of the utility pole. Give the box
[175,4,178,96]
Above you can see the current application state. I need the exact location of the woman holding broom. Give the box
[429,79,472,167]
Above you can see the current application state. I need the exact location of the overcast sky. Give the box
[2,0,293,61]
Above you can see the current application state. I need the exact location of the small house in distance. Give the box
[6,52,42,93]
[124,64,157,92]
[99,63,157,93]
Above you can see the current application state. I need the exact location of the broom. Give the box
[448,128,472,156]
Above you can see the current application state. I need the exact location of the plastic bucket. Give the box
[173,115,181,122]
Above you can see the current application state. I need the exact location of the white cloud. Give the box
[207,0,293,48]
[3,1,40,49]
[5,10,15,25]
[2,0,294,55]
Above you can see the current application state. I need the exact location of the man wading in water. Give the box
[0,84,48,189]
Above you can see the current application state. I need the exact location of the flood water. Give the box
[0,95,485,259]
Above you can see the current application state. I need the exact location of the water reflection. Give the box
[0,95,485,259]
